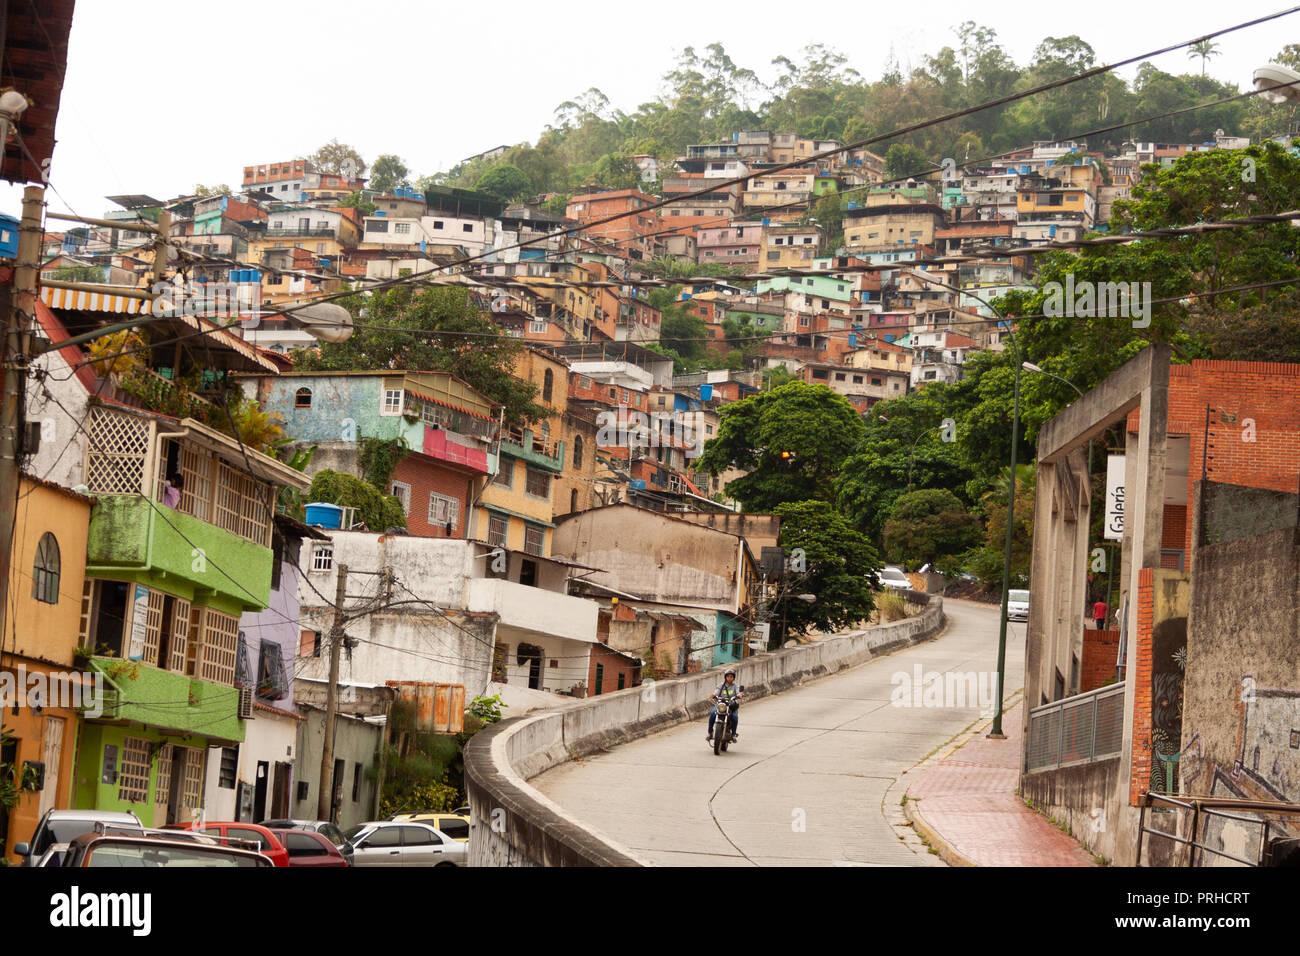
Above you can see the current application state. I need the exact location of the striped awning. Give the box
[40,285,151,314]
[39,285,281,374]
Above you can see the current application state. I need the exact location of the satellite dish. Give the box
[290,302,353,343]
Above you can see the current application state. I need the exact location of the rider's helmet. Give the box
[724,669,736,679]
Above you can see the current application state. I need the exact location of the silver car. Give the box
[877,566,912,591]
[1007,589,1030,621]
[342,821,467,867]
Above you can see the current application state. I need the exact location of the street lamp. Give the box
[905,269,1019,739]
[1253,63,1300,104]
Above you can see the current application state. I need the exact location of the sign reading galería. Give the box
[1105,455,1126,541]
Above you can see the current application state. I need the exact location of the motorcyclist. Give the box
[707,669,741,742]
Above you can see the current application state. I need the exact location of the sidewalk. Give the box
[903,701,1098,866]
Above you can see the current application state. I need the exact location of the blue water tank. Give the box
[700,384,713,401]
[304,503,343,529]
[849,333,857,347]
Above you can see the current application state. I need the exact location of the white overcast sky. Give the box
[10,0,1295,220]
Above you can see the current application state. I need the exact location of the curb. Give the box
[903,798,977,867]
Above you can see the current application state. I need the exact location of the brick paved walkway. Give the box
[905,702,1098,866]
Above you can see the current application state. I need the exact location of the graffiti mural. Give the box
[1149,618,1187,794]
[1182,684,1299,864]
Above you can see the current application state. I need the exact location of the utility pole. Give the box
[0,186,44,645]
[317,562,348,822]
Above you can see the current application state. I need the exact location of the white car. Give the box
[342,821,467,867]
[15,809,143,867]
[1007,589,1030,621]
[877,566,912,591]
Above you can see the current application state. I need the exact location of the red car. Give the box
[164,822,290,867]
[268,828,351,867]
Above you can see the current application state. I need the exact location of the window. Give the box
[523,524,545,556]
[311,542,334,572]
[352,763,362,802]
[542,369,554,403]
[573,435,583,468]
[432,220,444,229]
[294,387,312,409]
[493,458,513,488]
[463,223,473,233]
[218,746,238,789]
[390,481,411,515]
[394,222,411,234]
[428,492,460,531]
[118,736,151,804]
[488,514,508,548]
[300,629,321,658]
[525,467,549,498]
[381,388,403,415]
[367,220,389,233]
[32,532,60,604]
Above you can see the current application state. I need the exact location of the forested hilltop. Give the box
[404,32,1300,204]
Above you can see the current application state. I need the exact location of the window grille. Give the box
[197,607,240,687]
[32,532,60,604]
[86,406,149,494]
[118,736,151,804]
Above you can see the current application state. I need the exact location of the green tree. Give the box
[307,470,406,532]
[308,139,366,177]
[696,381,866,511]
[1187,40,1220,76]
[289,285,545,427]
[884,142,929,180]
[966,465,1035,590]
[475,164,534,202]
[336,190,376,216]
[368,154,411,194]
[881,488,981,573]
[192,183,232,197]
[772,500,880,637]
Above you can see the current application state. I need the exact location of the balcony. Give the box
[86,495,274,612]
[464,578,598,644]
[499,427,564,473]
[264,226,339,239]
[87,657,245,742]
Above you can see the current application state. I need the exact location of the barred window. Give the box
[118,736,151,804]
[182,747,205,808]
[218,746,238,789]
[428,493,459,531]
[190,607,240,687]
[32,532,60,604]
[525,467,549,498]
[488,515,508,548]
[311,543,334,572]
[524,525,545,556]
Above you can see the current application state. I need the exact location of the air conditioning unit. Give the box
[237,686,254,720]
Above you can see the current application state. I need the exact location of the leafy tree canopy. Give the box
[289,285,545,427]
[773,499,880,636]
[696,381,866,511]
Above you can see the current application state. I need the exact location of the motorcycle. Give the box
[710,685,744,755]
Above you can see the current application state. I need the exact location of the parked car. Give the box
[877,566,912,591]
[15,809,143,867]
[343,821,467,867]
[390,812,470,842]
[164,821,290,867]
[259,818,351,849]
[268,828,351,867]
[1007,589,1030,622]
[59,831,271,868]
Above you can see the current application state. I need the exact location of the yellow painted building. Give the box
[474,348,570,556]
[1,476,92,861]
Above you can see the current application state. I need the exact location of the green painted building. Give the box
[74,402,309,824]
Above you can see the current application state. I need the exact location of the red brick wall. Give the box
[1129,567,1155,806]
[391,456,473,538]
[1128,361,1300,558]
[587,643,640,697]
[567,373,647,410]
[1081,628,1121,692]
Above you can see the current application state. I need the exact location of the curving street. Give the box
[532,599,1026,866]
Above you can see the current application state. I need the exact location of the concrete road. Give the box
[532,598,1027,866]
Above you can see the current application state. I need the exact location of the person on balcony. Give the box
[162,472,184,508]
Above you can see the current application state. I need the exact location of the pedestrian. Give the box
[1093,598,1108,631]
[162,472,183,508]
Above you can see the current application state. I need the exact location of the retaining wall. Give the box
[465,592,945,866]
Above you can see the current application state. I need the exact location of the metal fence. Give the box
[1137,792,1300,866]
[1026,683,1125,771]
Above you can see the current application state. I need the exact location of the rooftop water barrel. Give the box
[304,502,343,529]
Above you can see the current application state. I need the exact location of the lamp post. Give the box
[1252,63,1300,104]
[905,269,1019,738]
